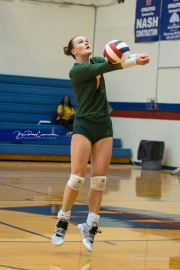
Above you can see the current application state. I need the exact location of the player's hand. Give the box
[136,53,150,65]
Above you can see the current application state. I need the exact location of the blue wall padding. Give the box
[0,143,131,157]
[0,93,76,107]
[0,74,72,88]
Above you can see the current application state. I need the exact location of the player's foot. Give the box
[51,219,69,246]
[77,223,101,252]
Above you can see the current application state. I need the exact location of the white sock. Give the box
[58,209,71,221]
[86,212,100,227]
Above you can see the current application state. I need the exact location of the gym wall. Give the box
[96,2,180,168]
[0,0,95,78]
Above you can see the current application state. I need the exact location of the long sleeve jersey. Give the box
[69,56,123,122]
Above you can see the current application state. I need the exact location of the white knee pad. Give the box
[67,174,85,191]
[90,176,107,191]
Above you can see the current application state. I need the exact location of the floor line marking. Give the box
[104,241,116,245]
[0,183,86,205]
[0,265,29,270]
[0,222,50,240]
[0,182,62,199]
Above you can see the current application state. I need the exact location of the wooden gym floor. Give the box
[0,161,180,270]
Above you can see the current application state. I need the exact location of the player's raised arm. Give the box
[121,53,150,69]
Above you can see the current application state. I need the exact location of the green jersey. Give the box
[69,56,122,122]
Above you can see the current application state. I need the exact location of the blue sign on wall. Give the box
[135,0,161,42]
[160,0,180,40]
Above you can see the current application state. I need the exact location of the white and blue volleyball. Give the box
[103,40,130,64]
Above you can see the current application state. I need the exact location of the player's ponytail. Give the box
[63,36,78,59]
[63,46,71,56]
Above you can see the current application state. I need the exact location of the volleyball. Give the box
[103,40,130,64]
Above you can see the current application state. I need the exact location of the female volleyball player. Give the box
[51,36,150,252]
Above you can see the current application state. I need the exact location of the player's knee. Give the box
[67,174,85,191]
[90,176,107,191]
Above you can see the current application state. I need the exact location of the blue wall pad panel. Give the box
[0,93,76,107]
[112,148,131,158]
[0,122,66,131]
[1,137,121,147]
[15,137,72,146]
[0,144,130,157]
[8,138,121,147]
[0,84,74,98]
[0,103,57,114]
[0,113,52,124]
[0,74,72,88]
[0,122,67,135]
[113,138,121,148]
[0,144,70,155]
